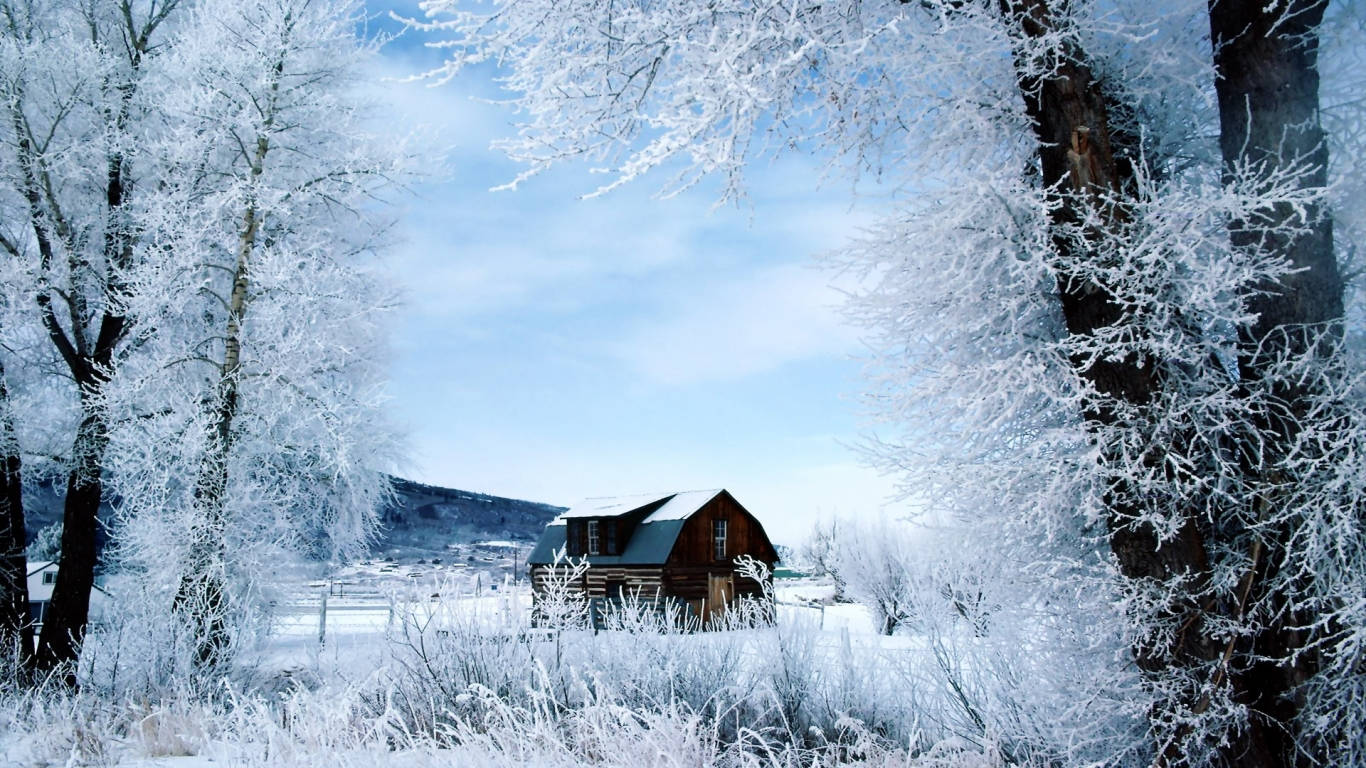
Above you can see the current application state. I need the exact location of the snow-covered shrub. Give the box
[385,575,544,734]
[24,522,61,562]
[833,516,918,636]
[74,572,277,701]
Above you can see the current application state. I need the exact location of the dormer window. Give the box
[713,519,727,560]
[587,520,600,555]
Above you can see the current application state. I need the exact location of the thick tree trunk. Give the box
[0,359,31,669]
[1206,1,1340,765]
[1210,0,1338,337]
[34,403,108,680]
[998,1,1299,765]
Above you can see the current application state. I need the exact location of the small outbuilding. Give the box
[526,489,778,624]
[27,560,111,638]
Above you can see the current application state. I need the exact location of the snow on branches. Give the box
[415,0,1365,763]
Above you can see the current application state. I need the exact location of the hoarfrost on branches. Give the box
[103,0,409,668]
[415,0,1366,763]
[0,0,411,674]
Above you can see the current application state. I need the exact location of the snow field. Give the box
[3,577,1004,767]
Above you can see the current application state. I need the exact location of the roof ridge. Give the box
[581,487,722,500]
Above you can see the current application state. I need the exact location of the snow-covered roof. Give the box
[558,492,672,519]
[529,489,731,565]
[641,489,722,522]
[558,489,723,521]
[26,560,56,578]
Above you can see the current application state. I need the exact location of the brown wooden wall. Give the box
[660,565,768,600]
[665,491,778,569]
[530,564,665,600]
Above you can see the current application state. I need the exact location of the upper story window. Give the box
[42,571,57,585]
[713,519,727,561]
[587,520,600,555]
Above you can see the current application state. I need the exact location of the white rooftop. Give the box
[559,492,671,519]
[642,489,723,522]
[557,489,724,523]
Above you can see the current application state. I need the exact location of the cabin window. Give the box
[606,521,617,555]
[42,572,57,585]
[587,520,600,555]
[713,519,727,560]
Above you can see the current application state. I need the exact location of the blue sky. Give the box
[366,2,902,545]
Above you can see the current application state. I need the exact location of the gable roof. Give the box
[26,560,57,578]
[528,489,725,566]
[25,560,112,604]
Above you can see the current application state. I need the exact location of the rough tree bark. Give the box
[1207,0,1340,764]
[0,359,31,668]
[999,0,1326,764]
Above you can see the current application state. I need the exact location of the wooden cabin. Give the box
[526,489,778,625]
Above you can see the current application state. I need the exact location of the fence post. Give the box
[318,588,329,647]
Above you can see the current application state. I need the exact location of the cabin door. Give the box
[706,573,733,624]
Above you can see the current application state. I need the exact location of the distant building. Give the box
[27,561,110,636]
[527,489,778,625]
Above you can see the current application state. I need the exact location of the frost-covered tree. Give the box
[1,0,406,676]
[101,0,405,667]
[829,516,913,635]
[415,0,1364,764]
[797,516,846,601]
[0,0,189,675]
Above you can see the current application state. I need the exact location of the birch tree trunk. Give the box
[172,53,278,669]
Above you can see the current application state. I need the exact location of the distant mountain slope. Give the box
[376,477,566,555]
[23,474,564,559]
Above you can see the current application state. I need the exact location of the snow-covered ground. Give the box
[4,575,968,768]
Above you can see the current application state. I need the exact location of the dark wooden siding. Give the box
[661,565,768,600]
[531,564,665,600]
[664,491,778,568]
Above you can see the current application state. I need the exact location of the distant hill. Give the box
[23,475,564,560]
[376,477,566,556]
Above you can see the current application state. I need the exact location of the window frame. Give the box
[587,520,600,555]
[606,520,617,555]
[713,518,728,561]
[42,571,57,585]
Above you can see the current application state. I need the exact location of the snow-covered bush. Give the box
[23,522,60,562]
[832,517,918,636]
